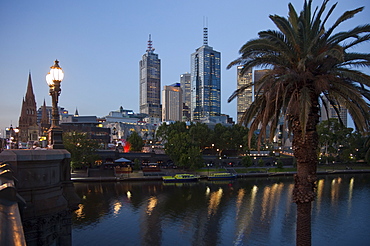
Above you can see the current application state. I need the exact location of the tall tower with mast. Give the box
[139,35,161,124]
[190,21,221,121]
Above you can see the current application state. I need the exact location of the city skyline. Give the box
[1,0,369,132]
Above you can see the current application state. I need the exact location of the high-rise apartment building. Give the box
[253,69,270,99]
[190,27,221,121]
[180,73,191,108]
[162,83,183,122]
[320,97,348,126]
[180,72,191,121]
[139,35,161,123]
[237,66,253,124]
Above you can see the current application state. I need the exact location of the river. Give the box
[71,173,370,246]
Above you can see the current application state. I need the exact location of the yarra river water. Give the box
[71,173,370,246]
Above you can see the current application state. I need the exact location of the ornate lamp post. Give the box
[46,60,64,149]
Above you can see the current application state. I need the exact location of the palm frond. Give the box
[325,7,364,39]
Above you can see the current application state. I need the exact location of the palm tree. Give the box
[227,1,370,245]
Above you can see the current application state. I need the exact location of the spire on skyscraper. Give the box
[147,34,155,52]
[203,17,208,46]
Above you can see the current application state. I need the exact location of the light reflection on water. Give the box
[72,174,370,246]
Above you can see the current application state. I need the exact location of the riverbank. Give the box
[71,166,370,182]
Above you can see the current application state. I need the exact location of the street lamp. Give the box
[46,60,64,149]
[13,128,19,149]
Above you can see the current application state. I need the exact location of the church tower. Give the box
[40,99,50,137]
[18,73,38,143]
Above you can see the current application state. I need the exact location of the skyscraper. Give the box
[190,27,221,121]
[162,83,183,122]
[139,35,161,123]
[320,97,348,126]
[237,66,253,124]
[253,69,270,99]
[180,72,191,121]
[180,73,191,108]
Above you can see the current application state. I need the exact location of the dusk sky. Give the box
[1,0,369,134]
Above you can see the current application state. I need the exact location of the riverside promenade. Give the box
[70,166,370,182]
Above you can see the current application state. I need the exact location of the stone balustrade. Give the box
[0,162,26,246]
[0,149,80,246]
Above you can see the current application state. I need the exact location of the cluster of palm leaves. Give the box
[227,1,370,245]
[228,0,370,145]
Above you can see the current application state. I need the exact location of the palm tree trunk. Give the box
[296,202,312,245]
[292,114,319,246]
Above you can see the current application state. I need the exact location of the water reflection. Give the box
[208,188,223,217]
[146,196,158,215]
[348,177,354,212]
[113,201,122,216]
[127,191,132,199]
[331,177,342,202]
[74,204,85,219]
[72,174,370,246]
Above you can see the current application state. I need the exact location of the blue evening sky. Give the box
[0,0,369,133]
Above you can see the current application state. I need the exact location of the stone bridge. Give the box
[0,149,80,246]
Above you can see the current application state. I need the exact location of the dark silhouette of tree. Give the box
[127,131,143,152]
[63,131,100,169]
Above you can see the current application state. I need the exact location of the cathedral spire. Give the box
[26,72,35,101]
[74,107,79,117]
[18,72,38,142]
[40,99,50,136]
[41,99,48,124]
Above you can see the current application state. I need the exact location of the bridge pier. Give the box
[0,149,80,246]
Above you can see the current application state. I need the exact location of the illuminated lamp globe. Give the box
[46,60,64,85]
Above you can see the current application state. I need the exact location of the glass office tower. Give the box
[139,35,161,122]
[190,27,221,121]
[237,66,253,124]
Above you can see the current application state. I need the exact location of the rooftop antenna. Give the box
[203,16,208,46]
[147,34,155,52]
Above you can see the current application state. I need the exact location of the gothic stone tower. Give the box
[40,99,51,138]
[18,73,38,143]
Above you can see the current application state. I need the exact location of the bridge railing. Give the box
[0,162,26,246]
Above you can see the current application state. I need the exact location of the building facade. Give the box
[237,66,253,124]
[139,35,161,124]
[61,115,111,149]
[320,97,348,127]
[180,73,191,107]
[190,27,221,121]
[162,83,183,122]
[180,72,191,120]
[253,69,270,99]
